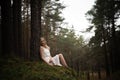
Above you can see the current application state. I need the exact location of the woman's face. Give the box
[40,37,47,45]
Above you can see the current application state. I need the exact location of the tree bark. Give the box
[30,0,41,61]
[13,0,22,56]
[1,0,13,55]
[102,26,111,79]
[87,71,90,80]
[22,0,31,60]
[98,66,101,80]
[111,1,118,72]
[0,2,2,54]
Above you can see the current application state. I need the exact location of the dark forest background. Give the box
[0,0,120,80]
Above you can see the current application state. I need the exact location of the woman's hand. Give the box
[49,58,54,66]
[49,63,54,66]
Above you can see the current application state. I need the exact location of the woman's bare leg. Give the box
[59,53,68,67]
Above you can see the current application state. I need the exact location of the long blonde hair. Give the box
[40,37,46,46]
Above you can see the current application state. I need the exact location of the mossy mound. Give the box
[0,57,77,80]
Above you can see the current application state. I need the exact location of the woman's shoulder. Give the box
[47,45,50,50]
[40,46,44,50]
[40,46,43,48]
[40,45,50,50]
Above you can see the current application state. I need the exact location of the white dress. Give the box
[42,47,62,66]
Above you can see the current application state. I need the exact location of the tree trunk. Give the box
[13,0,22,56]
[102,25,111,79]
[1,0,13,55]
[98,66,101,80]
[22,0,31,60]
[87,71,90,80]
[0,3,2,54]
[30,0,41,61]
[111,1,118,72]
[26,0,30,60]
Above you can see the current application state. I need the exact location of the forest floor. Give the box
[0,56,78,80]
[0,56,120,80]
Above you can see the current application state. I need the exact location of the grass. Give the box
[0,57,77,80]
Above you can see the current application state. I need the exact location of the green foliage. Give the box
[86,0,120,76]
[0,57,77,80]
[41,0,65,39]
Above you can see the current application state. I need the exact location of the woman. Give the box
[40,37,68,67]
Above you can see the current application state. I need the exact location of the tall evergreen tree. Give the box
[86,0,120,79]
[1,0,13,55]
[30,0,41,61]
[13,0,22,56]
[21,0,31,60]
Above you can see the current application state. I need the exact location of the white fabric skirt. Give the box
[52,55,62,66]
[44,55,62,66]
